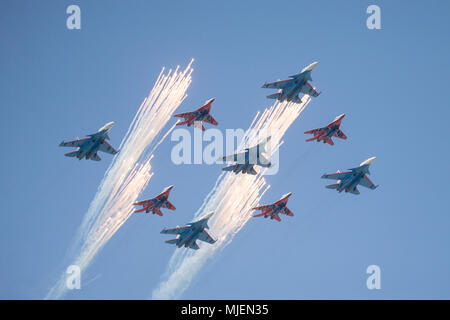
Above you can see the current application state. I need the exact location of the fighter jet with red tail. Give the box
[304,114,347,146]
[174,98,218,131]
[252,192,294,222]
[133,185,176,216]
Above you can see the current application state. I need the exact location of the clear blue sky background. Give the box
[1,0,449,299]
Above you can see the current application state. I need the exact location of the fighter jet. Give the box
[321,157,378,195]
[133,185,176,216]
[221,137,272,175]
[304,114,347,146]
[261,62,321,103]
[160,212,216,250]
[253,192,294,222]
[174,98,218,131]
[59,122,118,161]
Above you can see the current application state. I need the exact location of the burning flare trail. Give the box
[152,96,312,299]
[46,61,194,299]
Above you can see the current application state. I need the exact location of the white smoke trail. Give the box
[152,97,312,299]
[46,61,194,299]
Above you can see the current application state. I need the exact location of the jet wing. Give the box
[59,138,89,148]
[197,230,216,244]
[304,128,323,135]
[99,141,118,155]
[262,79,293,89]
[253,204,275,216]
[321,171,351,180]
[203,114,218,126]
[134,199,154,206]
[274,197,289,207]
[222,151,247,163]
[161,226,190,235]
[359,175,377,190]
[300,82,321,97]
[282,208,294,216]
[174,111,195,119]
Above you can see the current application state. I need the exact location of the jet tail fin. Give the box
[165,238,178,244]
[326,183,340,189]
[193,121,205,131]
[253,212,266,218]
[64,151,79,158]
[266,92,282,100]
[152,208,163,216]
[306,136,320,142]
[291,95,303,104]
[222,164,239,173]
[134,207,147,213]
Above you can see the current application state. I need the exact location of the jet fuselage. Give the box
[281,70,312,102]
[77,131,109,160]
[175,219,209,248]
[336,165,370,193]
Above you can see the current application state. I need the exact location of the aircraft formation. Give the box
[59,61,378,250]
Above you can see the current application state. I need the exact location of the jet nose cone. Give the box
[98,121,115,132]
[206,98,215,104]
[203,211,214,220]
[301,61,319,73]
[284,192,293,199]
[105,121,115,129]
[361,156,376,166]
[334,113,346,122]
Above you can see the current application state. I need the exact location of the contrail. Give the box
[46,60,194,299]
[152,96,312,299]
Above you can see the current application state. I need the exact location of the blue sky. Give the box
[1,0,449,299]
